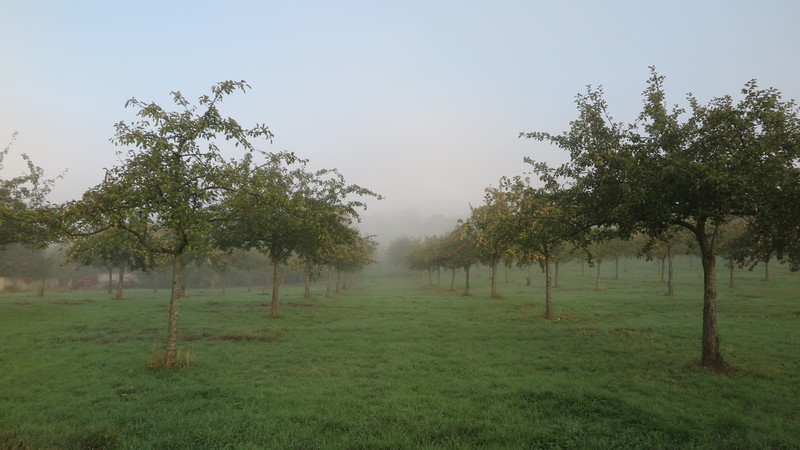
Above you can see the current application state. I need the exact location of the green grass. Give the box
[1,257,798,449]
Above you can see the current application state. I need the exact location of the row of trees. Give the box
[399,69,800,369]
[0,243,363,299]
[2,81,380,367]
[400,214,766,307]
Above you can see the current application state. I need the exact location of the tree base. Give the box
[700,355,729,371]
[146,346,195,369]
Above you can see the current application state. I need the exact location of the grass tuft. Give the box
[145,345,196,369]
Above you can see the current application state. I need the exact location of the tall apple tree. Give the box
[74,81,273,367]
[523,69,800,368]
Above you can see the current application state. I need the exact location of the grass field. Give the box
[1,257,798,449]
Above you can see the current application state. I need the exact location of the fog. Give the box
[2,1,799,246]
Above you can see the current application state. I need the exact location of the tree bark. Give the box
[271,260,281,318]
[594,260,602,291]
[115,261,126,300]
[666,246,674,296]
[490,261,499,298]
[697,225,724,369]
[614,256,619,280]
[325,266,333,298]
[164,253,183,368]
[728,257,735,288]
[763,259,771,282]
[107,267,113,294]
[463,266,471,296]
[450,269,456,291]
[180,270,189,298]
[303,259,312,298]
[544,254,554,319]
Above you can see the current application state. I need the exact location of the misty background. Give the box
[2,0,799,247]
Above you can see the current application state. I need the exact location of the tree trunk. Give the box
[164,253,183,368]
[450,268,456,291]
[614,256,619,280]
[270,260,281,318]
[763,259,771,282]
[335,271,341,293]
[325,266,333,297]
[666,246,674,296]
[437,267,441,289]
[659,256,666,282]
[490,261,499,298]
[107,267,113,294]
[115,261,126,300]
[544,254,553,319]
[728,257,735,288]
[463,266,471,296]
[697,226,724,369]
[303,259,312,298]
[594,260,602,291]
[246,270,253,292]
[180,271,189,298]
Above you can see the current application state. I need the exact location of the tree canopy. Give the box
[523,68,800,368]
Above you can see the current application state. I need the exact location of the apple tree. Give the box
[522,69,800,368]
[72,81,273,367]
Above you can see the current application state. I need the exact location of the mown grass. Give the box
[1,257,798,449]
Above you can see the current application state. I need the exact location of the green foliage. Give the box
[65,227,155,273]
[0,133,60,247]
[212,155,379,313]
[470,188,517,267]
[522,68,800,367]
[78,81,273,256]
[215,157,378,265]
[0,245,65,295]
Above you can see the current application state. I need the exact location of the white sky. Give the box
[2,0,799,242]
